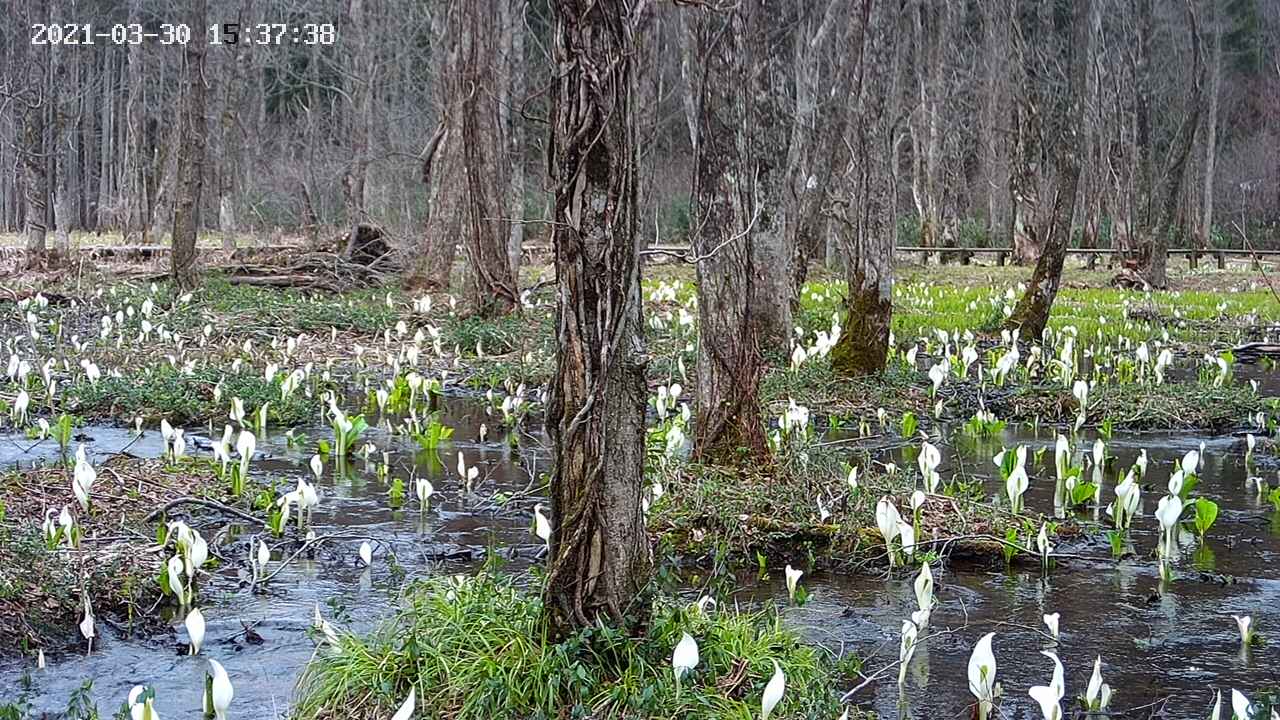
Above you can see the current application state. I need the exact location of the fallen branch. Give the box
[251,533,399,590]
[143,496,266,527]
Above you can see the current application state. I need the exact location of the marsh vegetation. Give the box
[3,0,1280,719]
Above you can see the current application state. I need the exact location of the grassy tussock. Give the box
[293,572,853,720]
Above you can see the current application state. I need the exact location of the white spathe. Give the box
[761,660,786,720]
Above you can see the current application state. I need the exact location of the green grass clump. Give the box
[293,572,847,720]
[445,312,557,387]
[761,358,926,423]
[65,363,314,426]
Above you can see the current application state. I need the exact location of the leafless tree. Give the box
[1005,0,1094,337]
[170,0,208,290]
[170,0,207,288]
[0,0,1274,278]
[784,0,842,298]
[407,4,465,292]
[459,0,520,316]
[829,0,898,376]
[908,0,952,263]
[12,0,50,268]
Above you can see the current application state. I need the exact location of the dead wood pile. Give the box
[225,224,403,291]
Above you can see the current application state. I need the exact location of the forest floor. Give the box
[0,255,1276,658]
[0,458,220,652]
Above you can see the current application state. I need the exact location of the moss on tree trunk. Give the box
[830,277,892,377]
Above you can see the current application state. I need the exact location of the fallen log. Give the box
[1232,342,1280,362]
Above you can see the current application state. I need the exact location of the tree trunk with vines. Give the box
[543,0,651,638]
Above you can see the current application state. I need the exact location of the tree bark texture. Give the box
[170,0,208,291]
[502,0,527,279]
[20,94,48,269]
[341,0,373,260]
[16,1,49,269]
[743,1,793,350]
[1197,0,1222,269]
[688,3,769,464]
[407,5,464,293]
[460,0,519,316]
[785,0,841,302]
[1007,1,1043,267]
[1126,0,1204,289]
[544,0,651,638]
[830,0,895,377]
[909,0,951,264]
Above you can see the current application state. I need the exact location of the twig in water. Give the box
[252,533,399,590]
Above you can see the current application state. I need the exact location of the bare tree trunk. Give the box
[97,51,115,232]
[502,0,527,279]
[909,0,950,265]
[460,0,519,316]
[406,6,464,292]
[46,34,72,255]
[52,129,72,253]
[1138,0,1204,289]
[1197,0,1222,268]
[786,0,840,301]
[544,0,651,638]
[688,3,768,464]
[218,26,248,251]
[978,0,1009,251]
[636,8,665,246]
[18,17,48,269]
[122,0,146,241]
[149,118,178,240]
[1006,0,1093,338]
[342,0,373,259]
[170,0,208,291]
[831,0,895,377]
[20,99,48,269]
[743,1,792,350]
[1008,3,1042,268]
[1077,1,1103,271]
[1126,0,1155,270]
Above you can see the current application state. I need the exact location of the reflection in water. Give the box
[1,396,1278,719]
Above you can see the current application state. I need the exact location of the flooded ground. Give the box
[818,426,1279,718]
[2,388,1278,718]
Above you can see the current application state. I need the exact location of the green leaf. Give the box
[900,412,918,439]
[1193,497,1219,537]
[1069,482,1097,507]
